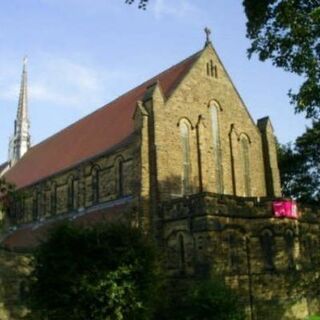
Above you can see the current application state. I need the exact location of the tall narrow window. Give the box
[285,229,295,270]
[178,234,186,273]
[180,121,191,194]
[116,158,124,197]
[33,191,39,221]
[240,136,251,196]
[210,60,214,77]
[260,229,275,271]
[207,60,218,78]
[210,102,223,193]
[67,176,74,211]
[51,183,57,215]
[92,167,99,204]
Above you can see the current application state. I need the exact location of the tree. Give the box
[156,277,245,320]
[0,178,18,228]
[243,0,320,119]
[27,223,164,320]
[125,0,148,9]
[127,1,320,118]
[278,121,320,204]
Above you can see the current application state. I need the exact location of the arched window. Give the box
[180,121,191,194]
[67,176,75,211]
[285,229,295,270]
[210,101,223,193]
[260,229,275,271]
[178,234,186,273]
[51,182,57,215]
[115,157,125,197]
[92,167,100,204]
[240,135,251,196]
[32,191,39,221]
[227,233,238,272]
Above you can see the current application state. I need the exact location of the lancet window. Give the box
[210,101,223,193]
[180,121,191,194]
[178,234,186,273]
[240,135,251,196]
[284,229,295,270]
[260,229,275,271]
[92,167,100,204]
[115,158,125,197]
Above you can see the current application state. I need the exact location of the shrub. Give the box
[156,277,245,320]
[27,222,163,320]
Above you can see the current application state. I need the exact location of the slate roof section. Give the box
[5,50,201,189]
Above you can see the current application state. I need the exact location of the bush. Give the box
[156,277,245,320]
[27,223,163,320]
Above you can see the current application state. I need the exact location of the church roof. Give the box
[5,50,201,188]
[1,202,130,250]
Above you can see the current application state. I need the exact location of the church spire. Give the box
[16,57,29,128]
[8,56,31,164]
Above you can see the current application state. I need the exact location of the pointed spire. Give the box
[8,56,31,164]
[16,56,28,122]
[204,27,212,47]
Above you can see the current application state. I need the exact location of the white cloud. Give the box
[0,53,150,115]
[0,56,110,112]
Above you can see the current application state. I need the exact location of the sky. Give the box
[0,0,311,163]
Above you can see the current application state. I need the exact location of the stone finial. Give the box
[204,27,212,46]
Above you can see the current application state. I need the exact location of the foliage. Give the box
[27,223,164,320]
[125,0,149,10]
[155,278,245,320]
[278,121,320,204]
[243,0,320,119]
[0,178,15,211]
[0,178,20,227]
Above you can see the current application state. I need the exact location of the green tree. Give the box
[0,178,14,210]
[243,0,320,119]
[125,0,148,9]
[27,223,164,320]
[156,278,245,320]
[0,178,18,228]
[278,121,320,204]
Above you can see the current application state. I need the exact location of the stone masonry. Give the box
[0,42,319,319]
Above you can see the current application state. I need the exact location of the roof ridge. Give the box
[25,49,202,154]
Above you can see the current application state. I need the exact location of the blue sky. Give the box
[0,0,310,163]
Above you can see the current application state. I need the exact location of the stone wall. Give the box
[151,45,276,200]
[0,193,319,319]
[0,249,32,320]
[8,136,140,227]
[160,193,320,319]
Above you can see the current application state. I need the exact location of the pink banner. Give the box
[272,200,298,219]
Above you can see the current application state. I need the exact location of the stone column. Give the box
[257,117,281,197]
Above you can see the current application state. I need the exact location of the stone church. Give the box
[0,34,319,320]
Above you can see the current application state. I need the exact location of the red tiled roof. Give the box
[5,51,200,188]
[1,203,130,250]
